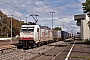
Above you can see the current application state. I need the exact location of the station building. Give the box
[74,14,90,40]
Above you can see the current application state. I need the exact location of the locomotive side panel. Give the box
[34,26,40,43]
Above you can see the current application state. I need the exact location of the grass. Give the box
[84,39,90,44]
[0,36,8,38]
[71,56,90,59]
[0,36,15,40]
[71,56,79,58]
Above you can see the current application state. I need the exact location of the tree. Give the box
[53,27,62,31]
[82,0,90,17]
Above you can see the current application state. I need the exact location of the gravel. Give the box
[0,41,68,60]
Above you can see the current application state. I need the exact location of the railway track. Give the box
[0,41,70,60]
[0,45,17,53]
[32,41,69,60]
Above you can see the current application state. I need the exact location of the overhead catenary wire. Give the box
[35,0,65,17]
[2,0,49,13]
[0,0,31,17]
[0,0,22,11]
[0,0,75,17]
[0,0,45,19]
[41,0,67,20]
[0,0,63,19]
[0,0,75,22]
[41,0,54,12]
[32,0,45,12]
[39,0,78,31]
[0,0,53,22]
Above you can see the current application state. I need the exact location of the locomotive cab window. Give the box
[21,27,34,32]
[37,28,39,32]
[28,27,34,32]
[21,28,27,32]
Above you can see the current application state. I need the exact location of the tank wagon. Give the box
[19,24,71,48]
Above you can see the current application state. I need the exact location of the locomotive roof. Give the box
[40,26,51,30]
[21,25,51,30]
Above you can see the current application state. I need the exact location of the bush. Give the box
[85,38,90,44]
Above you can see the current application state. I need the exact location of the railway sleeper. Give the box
[49,44,67,47]
[0,46,17,53]
[42,53,56,57]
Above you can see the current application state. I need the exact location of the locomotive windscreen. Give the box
[21,27,34,32]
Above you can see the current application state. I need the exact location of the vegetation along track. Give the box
[0,41,69,60]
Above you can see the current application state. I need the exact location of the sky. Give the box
[0,0,86,34]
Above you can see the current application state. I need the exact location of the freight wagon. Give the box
[61,31,71,41]
[53,30,61,41]
[18,24,70,48]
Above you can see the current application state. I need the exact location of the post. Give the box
[71,27,75,36]
[11,16,13,43]
[50,12,55,30]
[25,17,27,23]
[8,15,14,43]
[61,21,65,31]
[20,19,21,27]
[66,27,69,32]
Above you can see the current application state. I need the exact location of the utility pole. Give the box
[61,21,65,31]
[71,27,75,36]
[25,17,27,23]
[8,15,14,43]
[50,12,55,30]
[30,14,39,24]
[20,19,21,27]
[66,27,69,32]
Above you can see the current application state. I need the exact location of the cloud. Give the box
[79,0,86,3]
[35,1,44,5]
[0,0,82,33]
[1,9,14,15]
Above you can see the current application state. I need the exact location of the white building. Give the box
[74,14,90,40]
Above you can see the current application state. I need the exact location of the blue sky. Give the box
[0,0,86,34]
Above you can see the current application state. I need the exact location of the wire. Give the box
[32,0,46,12]
[41,0,66,20]
[0,0,22,11]
[0,0,32,15]
[0,0,74,21]
[42,0,54,12]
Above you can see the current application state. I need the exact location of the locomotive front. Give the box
[19,25,37,48]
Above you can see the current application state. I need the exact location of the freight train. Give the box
[18,24,71,48]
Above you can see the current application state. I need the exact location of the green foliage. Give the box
[0,36,8,38]
[82,0,90,17]
[71,56,88,59]
[0,10,24,37]
[85,38,90,43]
[71,56,79,58]
[53,27,62,31]
[12,37,15,40]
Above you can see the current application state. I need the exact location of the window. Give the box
[21,27,34,32]
[37,28,39,32]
